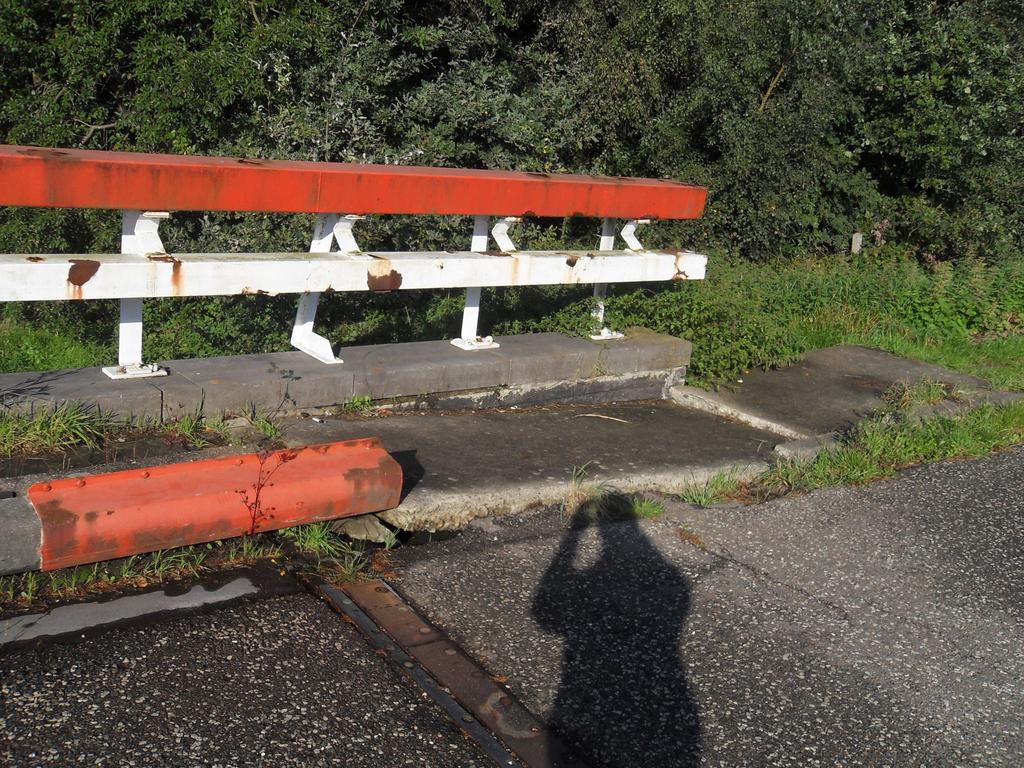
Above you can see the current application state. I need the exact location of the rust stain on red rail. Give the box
[27,438,402,571]
[0,145,707,220]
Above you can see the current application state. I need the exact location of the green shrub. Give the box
[1,0,1020,260]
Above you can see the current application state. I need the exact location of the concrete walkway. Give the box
[669,345,1001,439]
[279,401,778,530]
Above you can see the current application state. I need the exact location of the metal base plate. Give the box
[101,363,168,379]
[590,328,625,341]
[450,337,500,351]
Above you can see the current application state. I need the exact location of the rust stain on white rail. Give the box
[0,250,707,301]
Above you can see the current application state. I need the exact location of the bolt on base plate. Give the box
[450,336,500,351]
[101,363,168,380]
[590,327,625,341]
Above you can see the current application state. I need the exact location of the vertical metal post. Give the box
[290,213,347,364]
[590,218,623,340]
[102,210,169,379]
[460,287,483,341]
[118,298,144,367]
[451,215,500,350]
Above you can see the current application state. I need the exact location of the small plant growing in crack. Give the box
[237,449,299,535]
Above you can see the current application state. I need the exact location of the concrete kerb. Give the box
[771,432,842,463]
[0,330,694,422]
[0,494,42,574]
[668,384,811,441]
[377,460,770,531]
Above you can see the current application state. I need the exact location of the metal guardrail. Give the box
[0,145,708,378]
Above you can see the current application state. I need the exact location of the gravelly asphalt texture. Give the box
[0,593,491,767]
[392,447,1024,767]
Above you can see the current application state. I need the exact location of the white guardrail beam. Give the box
[0,146,710,376]
[0,249,707,301]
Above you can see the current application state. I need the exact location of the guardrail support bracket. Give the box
[452,215,500,351]
[103,211,170,379]
[590,218,626,341]
[291,214,364,364]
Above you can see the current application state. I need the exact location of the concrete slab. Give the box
[343,339,508,399]
[596,326,693,375]
[395,370,675,412]
[162,351,357,415]
[496,332,602,385]
[0,366,163,419]
[671,345,994,439]
[276,400,777,529]
[0,330,692,419]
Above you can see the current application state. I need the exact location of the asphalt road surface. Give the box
[1,594,492,767]
[392,446,1024,767]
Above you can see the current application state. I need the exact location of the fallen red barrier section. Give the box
[0,145,707,220]
[27,439,402,571]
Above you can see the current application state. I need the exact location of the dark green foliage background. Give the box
[1,0,1021,372]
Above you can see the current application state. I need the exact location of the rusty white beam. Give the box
[0,145,708,219]
[0,250,707,302]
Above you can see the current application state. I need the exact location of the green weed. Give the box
[0,317,109,373]
[278,522,349,559]
[147,546,208,579]
[881,379,966,411]
[379,527,400,551]
[519,253,1024,390]
[167,410,211,449]
[322,540,370,582]
[761,401,1024,495]
[563,463,612,518]
[677,472,741,506]
[630,496,665,519]
[244,403,281,439]
[204,418,235,444]
[339,396,375,416]
[19,571,41,602]
[0,402,114,457]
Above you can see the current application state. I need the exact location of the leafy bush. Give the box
[1,0,1020,260]
[501,249,1024,386]
[0,1,1021,381]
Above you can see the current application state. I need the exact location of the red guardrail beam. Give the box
[0,145,707,220]
[27,438,403,571]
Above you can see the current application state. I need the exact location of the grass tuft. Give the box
[761,401,1024,495]
[166,410,212,449]
[630,496,665,519]
[279,522,350,559]
[0,402,114,457]
[244,403,281,439]
[339,396,375,416]
[319,540,371,582]
[677,472,741,506]
[881,379,966,411]
[562,463,619,524]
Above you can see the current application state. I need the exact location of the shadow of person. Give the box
[532,501,701,767]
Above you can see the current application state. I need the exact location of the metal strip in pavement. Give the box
[308,575,523,768]
[342,579,588,768]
